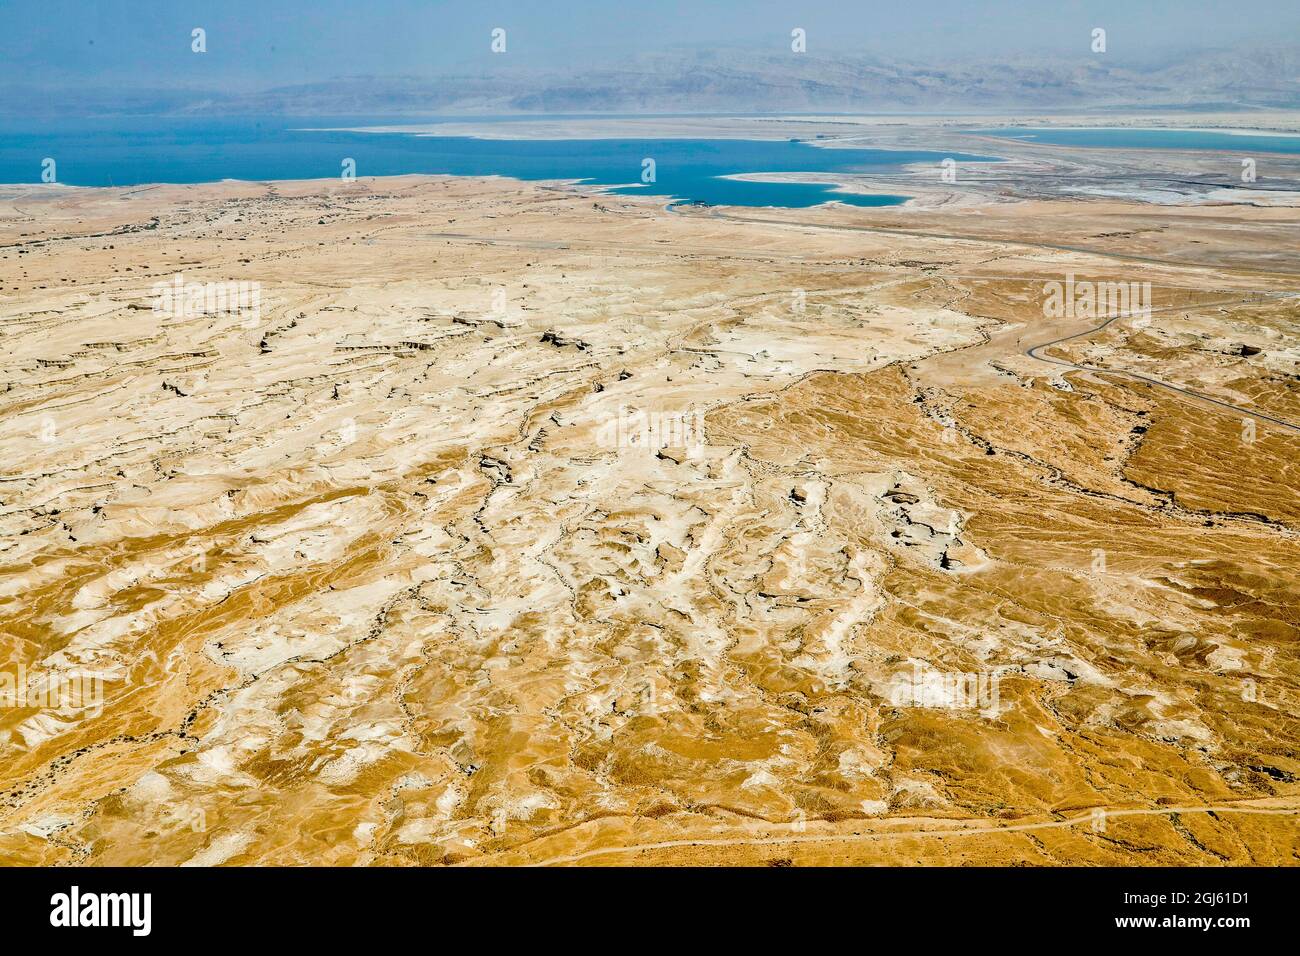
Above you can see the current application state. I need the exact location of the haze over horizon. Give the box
[5,0,1299,94]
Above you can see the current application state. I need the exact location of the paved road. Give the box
[1026,298,1300,436]
[416,208,1300,436]
[668,203,1300,435]
[674,203,1300,277]
[499,799,1300,867]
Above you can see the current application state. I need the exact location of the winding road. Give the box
[475,799,1300,867]
[667,203,1300,436]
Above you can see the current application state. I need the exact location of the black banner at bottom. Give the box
[0,865,1287,942]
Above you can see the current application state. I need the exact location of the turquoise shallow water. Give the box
[0,115,996,208]
[982,127,1300,154]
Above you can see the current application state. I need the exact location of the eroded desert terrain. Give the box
[1,167,1298,865]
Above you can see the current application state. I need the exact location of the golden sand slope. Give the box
[0,176,1297,866]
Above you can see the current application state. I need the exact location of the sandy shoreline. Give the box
[11,112,1300,210]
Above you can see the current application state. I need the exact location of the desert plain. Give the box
[1,121,1299,866]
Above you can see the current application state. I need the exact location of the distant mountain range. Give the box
[7,44,1299,116]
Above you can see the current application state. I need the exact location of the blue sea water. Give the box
[982,127,1300,154]
[0,115,994,208]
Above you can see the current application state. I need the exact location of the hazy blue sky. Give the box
[4,0,1297,88]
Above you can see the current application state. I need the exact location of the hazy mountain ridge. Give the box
[6,44,1298,116]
